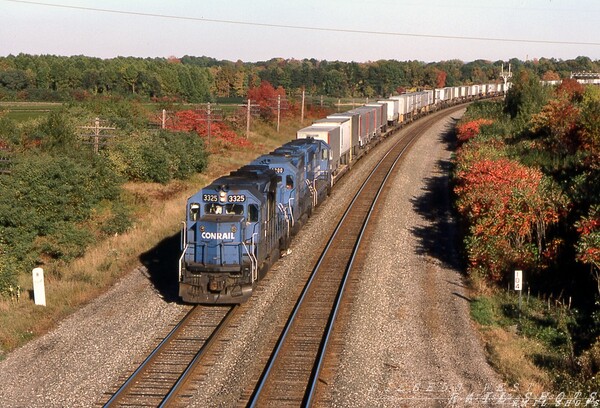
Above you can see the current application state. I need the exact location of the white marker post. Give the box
[515,270,523,313]
[32,267,46,306]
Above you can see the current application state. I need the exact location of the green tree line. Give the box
[2,54,598,102]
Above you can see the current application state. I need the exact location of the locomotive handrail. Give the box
[288,197,294,227]
[178,244,188,282]
[180,221,186,251]
[251,232,258,281]
[178,221,187,282]
[242,232,258,282]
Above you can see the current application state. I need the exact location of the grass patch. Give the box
[0,102,62,122]
[470,296,496,326]
[469,285,600,396]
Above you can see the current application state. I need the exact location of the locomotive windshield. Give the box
[204,203,244,215]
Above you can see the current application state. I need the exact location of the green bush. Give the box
[0,240,18,297]
[107,130,207,183]
[35,222,95,262]
[0,151,122,271]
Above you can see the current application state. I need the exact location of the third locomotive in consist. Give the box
[178,83,506,303]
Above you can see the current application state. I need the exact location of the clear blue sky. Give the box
[1,0,599,63]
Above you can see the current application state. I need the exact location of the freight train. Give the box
[178,82,508,303]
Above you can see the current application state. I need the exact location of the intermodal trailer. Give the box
[378,99,400,126]
[389,94,409,122]
[326,111,362,159]
[348,106,377,144]
[312,117,352,164]
[297,125,343,175]
[365,102,388,135]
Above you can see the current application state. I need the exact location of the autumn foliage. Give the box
[167,110,251,150]
[247,80,292,121]
[455,157,566,281]
[456,119,493,144]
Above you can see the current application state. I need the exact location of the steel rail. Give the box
[159,305,238,407]
[103,305,236,407]
[103,306,198,407]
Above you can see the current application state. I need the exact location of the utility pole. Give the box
[270,94,287,133]
[238,99,259,139]
[301,87,305,124]
[500,63,512,97]
[246,99,251,137]
[277,95,281,133]
[207,103,212,145]
[195,103,223,146]
[79,117,116,154]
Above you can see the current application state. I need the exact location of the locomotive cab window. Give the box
[205,203,223,214]
[189,203,200,221]
[286,175,294,189]
[322,148,329,160]
[225,204,244,215]
[248,204,259,222]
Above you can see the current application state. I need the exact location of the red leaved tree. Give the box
[167,110,251,150]
[454,158,568,281]
[576,206,600,295]
[247,80,289,121]
[530,96,581,155]
[456,119,494,145]
[436,70,447,89]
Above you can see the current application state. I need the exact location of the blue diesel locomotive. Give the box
[179,138,331,303]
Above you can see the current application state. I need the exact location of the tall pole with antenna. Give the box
[500,63,512,98]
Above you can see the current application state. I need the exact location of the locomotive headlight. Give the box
[219,191,227,203]
[200,225,205,232]
[231,225,237,233]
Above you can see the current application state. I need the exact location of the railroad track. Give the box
[101,305,237,407]
[99,106,464,407]
[244,106,464,407]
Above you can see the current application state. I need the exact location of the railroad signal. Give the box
[500,63,512,99]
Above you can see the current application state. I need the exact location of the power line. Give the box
[5,0,600,47]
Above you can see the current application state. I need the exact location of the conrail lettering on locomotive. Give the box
[201,232,235,240]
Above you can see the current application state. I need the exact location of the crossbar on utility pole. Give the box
[79,117,116,154]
